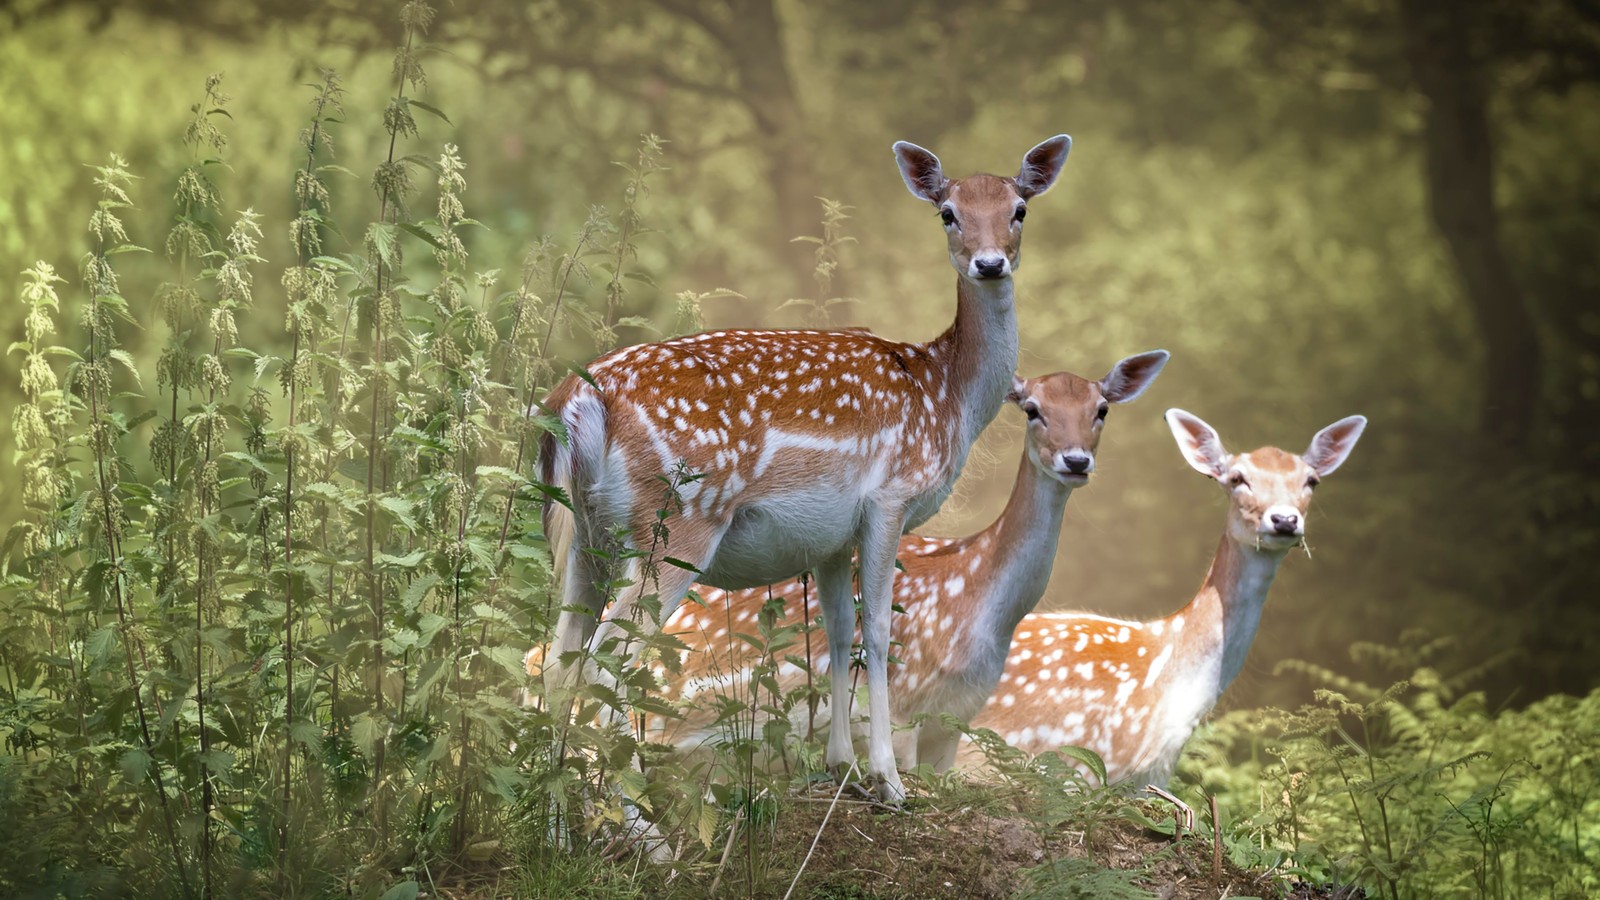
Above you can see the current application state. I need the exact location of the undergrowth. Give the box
[1184,632,1599,899]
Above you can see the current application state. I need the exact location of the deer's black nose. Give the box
[974,256,1006,278]
[1271,513,1300,535]
[1061,452,1092,475]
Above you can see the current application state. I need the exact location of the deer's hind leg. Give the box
[583,516,726,716]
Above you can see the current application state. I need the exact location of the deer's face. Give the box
[894,135,1072,283]
[939,175,1029,280]
[1166,410,1367,555]
[1220,449,1320,551]
[1008,350,1170,487]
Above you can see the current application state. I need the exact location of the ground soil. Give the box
[687,783,1368,899]
[433,779,1369,899]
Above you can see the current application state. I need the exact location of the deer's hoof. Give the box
[875,774,908,807]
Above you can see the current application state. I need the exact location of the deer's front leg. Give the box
[812,549,858,777]
[858,502,908,805]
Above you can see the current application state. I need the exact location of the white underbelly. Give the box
[699,487,864,588]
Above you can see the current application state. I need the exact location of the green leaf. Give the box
[84,624,118,667]
[367,222,399,270]
[530,481,572,510]
[316,164,360,181]
[613,767,651,812]
[351,713,384,759]
[377,496,419,531]
[402,573,442,613]
[391,424,450,453]
[485,645,529,679]
[407,99,453,125]
[663,556,702,574]
[120,747,152,784]
[199,749,235,774]
[107,350,143,388]
[300,482,357,512]
[413,656,450,697]
[1048,745,1109,787]
[221,451,272,476]
[474,465,526,484]
[569,364,600,390]
[379,882,419,900]
[485,765,525,803]
[615,315,660,334]
[376,549,427,570]
[310,253,359,274]
[291,720,323,753]
[397,221,444,251]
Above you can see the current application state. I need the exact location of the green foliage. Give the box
[1184,635,1600,899]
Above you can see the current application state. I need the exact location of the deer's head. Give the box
[1165,410,1367,552]
[1007,350,1170,487]
[893,135,1072,282]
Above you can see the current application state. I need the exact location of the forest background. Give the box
[0,0,1597,894]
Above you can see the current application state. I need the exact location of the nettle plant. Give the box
[0,3,748,894]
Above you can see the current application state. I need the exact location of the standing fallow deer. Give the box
[960,410,1367,786]
[538,135,1074,802]
[649,351,1170,772]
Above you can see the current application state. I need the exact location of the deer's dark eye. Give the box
[940,208,957,227]
[1095,405,1109,421]
[1306,475,1320,490]
[1228,472,1249,489]
[1014,205,1028,222]
[1024,403,1040,422]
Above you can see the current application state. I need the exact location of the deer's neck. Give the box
[1171,535,1288,703]
[926,276,1019,455]
[969,455,1075,652]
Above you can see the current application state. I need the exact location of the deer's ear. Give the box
[1165,409,1230,479]
[893,141,948,204]
[1100,350,1170,404]
[1004,374,1030,406]
[1015,134,1072,199]
[1304,415,1367,476]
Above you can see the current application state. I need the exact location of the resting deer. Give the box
[651,351,1170,771]
[959,409,1368,786]
[537,135,1074,802]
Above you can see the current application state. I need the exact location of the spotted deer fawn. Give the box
[536,135,1073,802]
[959,409,1367,786]
[649,351,1170,771]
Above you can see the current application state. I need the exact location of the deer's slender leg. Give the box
[813,548,858,775]
[857,501,908,804]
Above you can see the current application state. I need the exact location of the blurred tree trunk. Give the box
[721,0,835,297]
[1397,0,1542,447]
[653,0,834,296]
